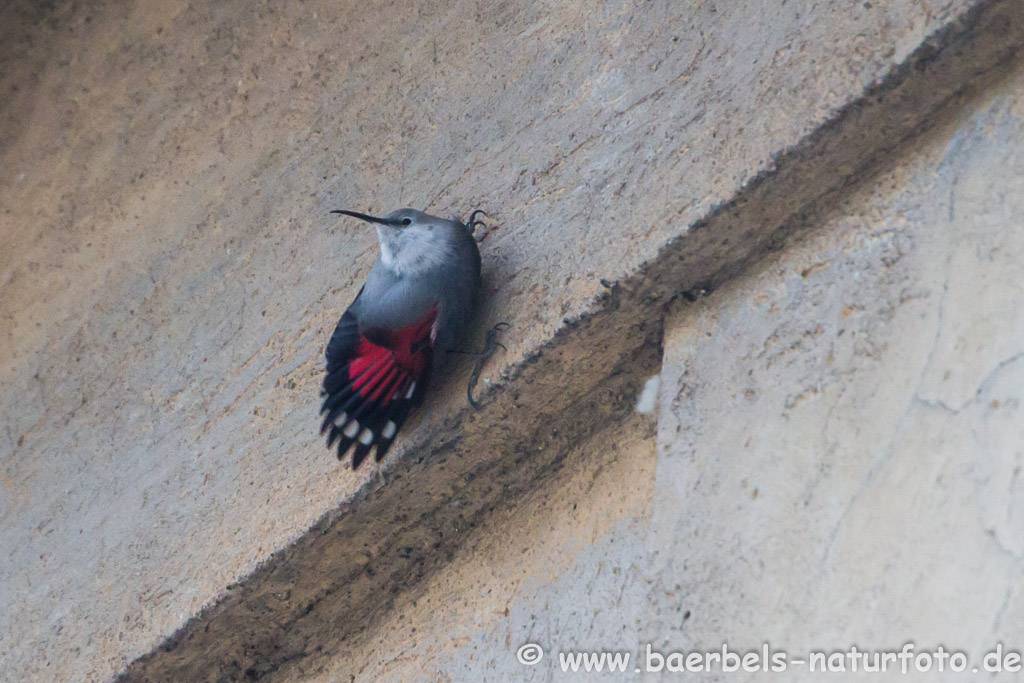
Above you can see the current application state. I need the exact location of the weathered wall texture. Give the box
[321,62,1024,681]
[647,75,1024,675]
[2,0,1023,680]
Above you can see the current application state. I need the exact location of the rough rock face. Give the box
[1,0,1022,680]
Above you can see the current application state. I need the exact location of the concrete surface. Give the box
[316,55,1024,682]
[2,0,1023,680]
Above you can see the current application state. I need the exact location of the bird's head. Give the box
[331,208,459,276]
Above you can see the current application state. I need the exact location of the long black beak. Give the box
[330,209,395,226]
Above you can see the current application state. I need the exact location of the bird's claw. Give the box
[466,208,492,241]
[467,322,510,409]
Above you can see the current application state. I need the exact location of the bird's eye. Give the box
[401,218,412,226]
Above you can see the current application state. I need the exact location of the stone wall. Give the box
[1,0,1022,680]
[311,56,1024,682]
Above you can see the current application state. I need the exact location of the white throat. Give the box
[376,225,452,277]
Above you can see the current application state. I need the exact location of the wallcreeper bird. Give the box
[320,208,492,468]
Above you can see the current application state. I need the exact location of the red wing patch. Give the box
[321,305,437,468]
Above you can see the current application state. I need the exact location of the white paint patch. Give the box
[332,412,348,427]
[635,374,661,414]
[344,421,360,438]
[358,428,374,445]
[382,420,397,439]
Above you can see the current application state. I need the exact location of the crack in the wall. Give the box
[914,352,1024,415]
[992,580,1017,632]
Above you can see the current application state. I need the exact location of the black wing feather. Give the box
[320,305,432,468]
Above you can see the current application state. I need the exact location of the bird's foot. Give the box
[466,209,493,242]
[458,322,509,409]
